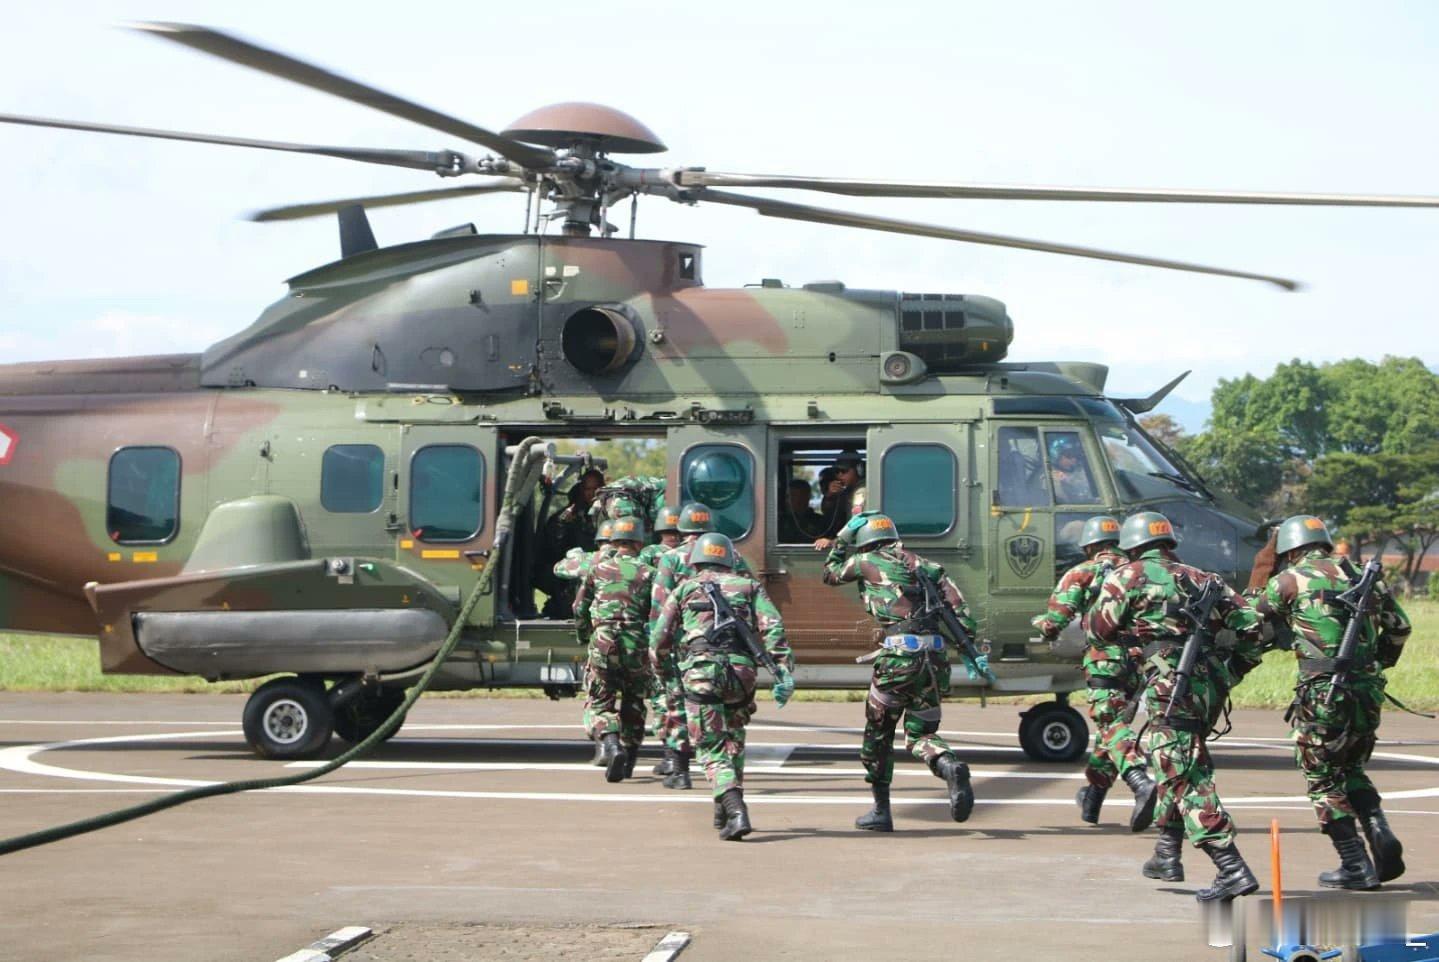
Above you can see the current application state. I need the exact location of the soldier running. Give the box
[574,517,657,783]
[639,507,684,738]
[1089,511,1265,902]
[647,502,762,790]
[821,512,977,832]
[1248,515,1413,889]
[650,532,795,840]
[557,518,616,765]
[1033,515,1157,830]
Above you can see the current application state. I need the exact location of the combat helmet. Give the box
[607,516,648,545]
[689,532,738,568]
[1078,515,1122,550]
[1275,515,1333,555]
[854,514,900,549]
[655,506,682,534]
[595,519,616,543]
[677,502,715,534]
[1118,511,1178,553]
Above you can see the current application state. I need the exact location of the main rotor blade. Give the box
[0,111,465,172]
[249,180,526,222]
[680,171,1439,208]
[129,21,555,169]
[694,189,1301,290]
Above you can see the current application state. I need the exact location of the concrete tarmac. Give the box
[1,692,1437,961]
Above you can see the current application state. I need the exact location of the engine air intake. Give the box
[897,293,1013,370]
[561,306,641,375]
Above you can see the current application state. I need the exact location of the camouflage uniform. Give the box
[1033,546,1145,791]
[1088,548,1263,850]
[592,476,667,526]
[823,541,974,785]
[638,534,682,729]
[1249,549,1411,833]
[574,549,656,769]
[553,543,615,582]
[649,568,791,800]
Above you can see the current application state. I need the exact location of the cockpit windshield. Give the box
[1076,398,1205,502]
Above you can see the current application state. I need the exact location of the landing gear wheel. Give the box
[334,688,408,745]
[1018,701,1087,763]
[242,676,334,760]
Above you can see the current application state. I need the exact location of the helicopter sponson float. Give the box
[1,23,1436,760]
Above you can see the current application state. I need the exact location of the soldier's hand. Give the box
[813,537,834,552]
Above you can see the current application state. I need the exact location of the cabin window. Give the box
[410,444,483,542]
[321,444,385,513]
[995,426,1050,507]
[882,444,956,536]
[681,443,754,539]
[107,447,180,544]
[1043,430,1101,505]
[774,440,867,544]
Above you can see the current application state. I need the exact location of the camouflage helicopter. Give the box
[2,22,1437,763]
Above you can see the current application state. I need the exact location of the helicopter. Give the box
[2,22,1437,763]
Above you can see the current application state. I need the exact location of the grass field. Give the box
[3,601,1436,710]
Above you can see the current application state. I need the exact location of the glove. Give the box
[963,653,993,683]
[771,667,796,708]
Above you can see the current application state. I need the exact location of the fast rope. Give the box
[0,436,550,858]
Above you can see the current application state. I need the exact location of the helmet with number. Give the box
[654,506,682,534]
[1275,514,1333,555]
[595,519,616,543]
[689,532,738,569]
[1118,511,1178,553]
[607,516,647,545]
[677,502,715,534]
[854,514,900,549]
[1078,515,1122,550]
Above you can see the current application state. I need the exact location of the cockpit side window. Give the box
[1043,430,1101,505]
[996,426,1050,507]
[1095,421,1200,501]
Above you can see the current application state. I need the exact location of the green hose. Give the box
[0,436,548,858]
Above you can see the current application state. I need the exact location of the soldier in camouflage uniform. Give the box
[822,513,977,831]
[1089,512,1265,902]
[1249,515,1413,889]
[555,519,615,766]
[591,475,667,529]
[650,532,795,840]
[640,506,684,741]
[574,517,657,783]
[1033,515,1157,831]
[647,502,762,790]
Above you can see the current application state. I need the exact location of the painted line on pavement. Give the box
[283,759,1085,780]
[641,931,691,962]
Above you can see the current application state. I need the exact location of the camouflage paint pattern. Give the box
[649,568,790,799]
[574,548,656,752]
[1249,548,1412,828]
[822,542,972,785]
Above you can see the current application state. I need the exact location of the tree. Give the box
[1138,413,1185,449]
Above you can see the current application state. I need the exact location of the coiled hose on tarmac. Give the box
[0,436,551,858]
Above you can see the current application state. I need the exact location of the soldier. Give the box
[821,512,977,832]
[813,450,866,547]
[1248,515,1412,889]
[647,502,762,789]
[1089,511,1265,902]
[574,516,657,783]
[555,519,614,766]
[650,532,795,840]
[1032,515,1157,830]
[640,506,683,739]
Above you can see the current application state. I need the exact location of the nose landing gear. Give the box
[1018,696,1088,763]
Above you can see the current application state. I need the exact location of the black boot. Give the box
[1357,808,1405,883]
[653,747,676,777]
[591,738,605,766]
[1196,842,1259,902]
[622,748,638,780]
[1076,783,1109,825]
[855,783,894,832]
[1124,767,1158,833]
[717,788,752,841]
[713,799,725,829]
[1318,819,1380,891]
[933,754,974,822]
[600,733,627,783]
[663,752,692,790]
[1143,825,1185,882]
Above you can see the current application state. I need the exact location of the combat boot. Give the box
[653,747,677,777]
[599,733,627,783]
[663,752,692,790]
[1076,783,1108,825]
[622,749,638,780]
[1123,767,1158,833]
[1195,842,1259,902]
[1318,819,1380,891]
[1143,824,1185,882]
[713,799,725,829]
[933,753,974,822]
[855,783,894,832]
[717,788,752,841]
[1356,805,1405,883]
[591,738,605,766]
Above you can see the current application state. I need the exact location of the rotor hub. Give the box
[503,102,666,155]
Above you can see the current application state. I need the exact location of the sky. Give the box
[1,2,1437,432]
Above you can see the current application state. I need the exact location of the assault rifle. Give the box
[1162,577,1225,725]
[1323,557,1383,709]
[913,569,997,684]
[702,581,780,675]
